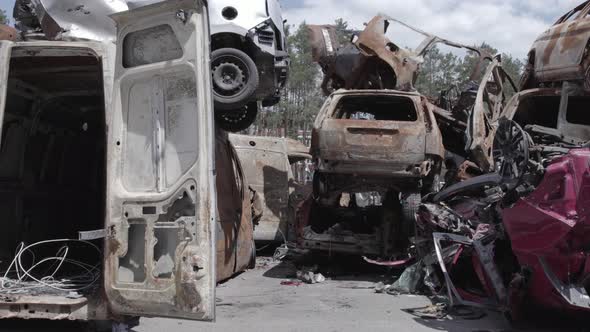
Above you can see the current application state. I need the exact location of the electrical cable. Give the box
[0,239,101,295]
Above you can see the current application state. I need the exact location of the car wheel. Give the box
[248,240,256,269]
[215,101,258,132]
[401,192,421,236]
[211,48,259,111]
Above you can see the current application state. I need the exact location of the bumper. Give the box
[299,227,381,255]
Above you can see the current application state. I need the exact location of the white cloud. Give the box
[282,0,583,59]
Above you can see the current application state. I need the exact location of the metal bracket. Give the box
[78,228,109,241]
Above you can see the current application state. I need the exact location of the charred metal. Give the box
[298,8,590,321]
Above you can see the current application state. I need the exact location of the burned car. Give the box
[230,134,312,243]
[406,83,590,318]
[209,0,290,132]
[0,0,256,327]
[308,15,492,96]
[298,15,517,259]
[299,89,445,257]
[394,7,590,317]
[520,1,590,90]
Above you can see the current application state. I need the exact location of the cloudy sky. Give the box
[281,0,584,59]
[0,0,584,58]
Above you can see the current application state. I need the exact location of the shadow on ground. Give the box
[261,250,398,284]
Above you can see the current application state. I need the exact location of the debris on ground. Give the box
[296,270,326,284]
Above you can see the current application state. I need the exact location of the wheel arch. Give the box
[211,32,251,54]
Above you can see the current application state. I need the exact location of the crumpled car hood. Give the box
[14,0,164,41]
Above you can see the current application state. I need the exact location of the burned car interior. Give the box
[334,95,418,121]
[0,47,106,277]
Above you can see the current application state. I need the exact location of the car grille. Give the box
[258,30,275,46]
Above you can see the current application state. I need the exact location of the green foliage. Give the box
[255,21,326,139]
[334,18,353,47]
[0,9,8,25]
[417,42,524,99]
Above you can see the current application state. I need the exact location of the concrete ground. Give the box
[138,257,514,332]
[1,255,587,332]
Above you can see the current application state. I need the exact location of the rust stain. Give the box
[542,24,565,65]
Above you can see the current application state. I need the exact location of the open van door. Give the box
[105,0,216,321]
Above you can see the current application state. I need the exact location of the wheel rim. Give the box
[212,55,249,97]
[493,118,529,190]
[218,108,249,124]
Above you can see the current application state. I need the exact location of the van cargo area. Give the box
[0,47,107,320]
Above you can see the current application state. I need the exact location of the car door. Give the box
[467,57,517,172]
[535,3,590,81]
[104,0,216,321]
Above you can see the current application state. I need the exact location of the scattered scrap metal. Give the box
[308,15,492,95]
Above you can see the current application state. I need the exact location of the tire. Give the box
[401,193,421,237]
[248,240,256,269]
[215,101,258,132]
[211,48,259,111]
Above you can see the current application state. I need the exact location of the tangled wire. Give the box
[0,239,101,295]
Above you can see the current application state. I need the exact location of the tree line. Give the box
[250,19,525,142]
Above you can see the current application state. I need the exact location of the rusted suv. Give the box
[312,90,444,189]
[302,89,444,256]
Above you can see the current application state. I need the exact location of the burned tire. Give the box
[248,240,257,269]
[211,48,259,111]
[401,193,421,237]
[215,102,258,132]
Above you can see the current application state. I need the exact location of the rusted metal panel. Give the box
[230,134,290,242]
[354,15,423,91]
[307,24,340,63]
[215,130,255,281]
[468,58,518,171]
[523,1,590,88]
[230,134,311,242]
